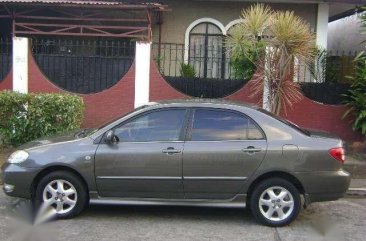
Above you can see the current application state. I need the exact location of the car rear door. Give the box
[95,108,189,199]
[183,108,267,199]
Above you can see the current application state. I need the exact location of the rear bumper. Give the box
[295,169,351,203]
[1,163,39,199]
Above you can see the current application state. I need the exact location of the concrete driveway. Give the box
[0,190,365,241]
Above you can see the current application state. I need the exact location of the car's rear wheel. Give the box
[35,171,88,219]
[250,178,301,227]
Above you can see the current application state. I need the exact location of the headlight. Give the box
[7,150,29,164]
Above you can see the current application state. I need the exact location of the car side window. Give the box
[191,109,264,141]
[114,109,186,142]
[248,119,265,140]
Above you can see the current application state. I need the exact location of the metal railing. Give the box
[152,43,357,83]
[31,38,135,94]
[152,42,357,102]
[326,50,358,83]
[152,43,239,80]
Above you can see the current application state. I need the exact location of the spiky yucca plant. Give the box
[227,4,316,115]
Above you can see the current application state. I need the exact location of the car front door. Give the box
[95,108,188,199]
[183,108,267,199]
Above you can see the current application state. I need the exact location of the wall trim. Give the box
[225,19,244,32]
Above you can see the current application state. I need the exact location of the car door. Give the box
[95,108,188,199]
[183,108,267,199]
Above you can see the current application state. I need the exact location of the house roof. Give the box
[0,0,168,10]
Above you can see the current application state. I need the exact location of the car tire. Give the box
[250,178,301,227]
[34,171,88,219]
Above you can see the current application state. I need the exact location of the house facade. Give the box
[0,0,364,142]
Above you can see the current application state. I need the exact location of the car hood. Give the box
[18,131,83,150]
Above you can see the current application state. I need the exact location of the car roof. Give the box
[144,99,259,110]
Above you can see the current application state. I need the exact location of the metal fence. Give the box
[152,42,357,102]
[300,83,350,105]
[31,38,135,94]
[165,76,247,98]
[326,50,358,83]
[0,38,12,81]
[152,43,357,83]
[0,37,357,104]
[152,43,238,79]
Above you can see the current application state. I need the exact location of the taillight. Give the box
[329,147,345,164]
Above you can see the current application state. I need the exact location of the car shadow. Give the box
[81,204,256,225]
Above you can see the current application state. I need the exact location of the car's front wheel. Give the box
[35,171,88,219]
[250,178,301,227]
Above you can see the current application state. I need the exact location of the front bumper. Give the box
[296,169,351,203]
[1,163,40,199]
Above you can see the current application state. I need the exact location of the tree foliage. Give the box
[226,4,316,115]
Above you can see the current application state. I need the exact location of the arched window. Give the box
[225,19,243,33]
[188,22,224,78]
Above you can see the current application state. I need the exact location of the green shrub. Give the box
[180,63,196,78]
[226,27,265,80]
[0,91,84,146]
[230,53,257,80]
[343,53,366,135]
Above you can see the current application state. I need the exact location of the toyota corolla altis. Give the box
[1,100,350,226]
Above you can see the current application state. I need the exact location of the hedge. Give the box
[0,91,84,146]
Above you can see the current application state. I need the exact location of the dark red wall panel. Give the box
[28,54,135,128]
[283,96,363,142]
[0,70,12,90]
[149,61,362,142]
[149,61,189,101]
[25,55,363,141]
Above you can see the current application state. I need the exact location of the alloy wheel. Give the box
[42,179,78,215]
[258,186,294,222]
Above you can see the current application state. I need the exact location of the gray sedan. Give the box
[1,99,350,227]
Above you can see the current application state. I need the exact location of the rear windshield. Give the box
[258,109,310,136]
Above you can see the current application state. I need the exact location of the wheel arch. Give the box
[31,165,89,199]
[246,171,305,201]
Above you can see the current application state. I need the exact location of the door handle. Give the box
[162,147,181,155]
[242,146,261,154]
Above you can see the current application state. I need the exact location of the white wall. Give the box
[328,13,365,53]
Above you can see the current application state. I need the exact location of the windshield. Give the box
[258,108,310,136]
[91,104,154,134]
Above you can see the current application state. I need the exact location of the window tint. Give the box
[191,109,264,141]
[114,109,186,142]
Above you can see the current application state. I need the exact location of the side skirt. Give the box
[89,192,247,208]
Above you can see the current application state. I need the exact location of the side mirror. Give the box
[105,130,118,144]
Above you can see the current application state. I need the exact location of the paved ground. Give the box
[0,190,365,241]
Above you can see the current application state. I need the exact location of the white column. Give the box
[134,41,151,108]
[263,47,271,111]
[316,3,329,50]
[314,3,329,82]
[12,37,29,93]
